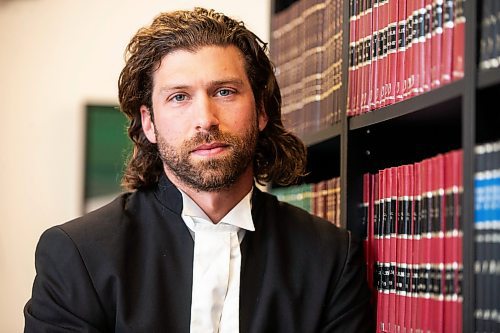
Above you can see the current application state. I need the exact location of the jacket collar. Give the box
[153,173,265,219]
[154,174,184,215]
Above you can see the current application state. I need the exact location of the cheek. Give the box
[154,115,189,139]
[159,130,182,147]
[225,109,258,131]
[154,123,179,146]
[225,120,251,136]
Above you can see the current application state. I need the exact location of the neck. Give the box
[165,167,254,223]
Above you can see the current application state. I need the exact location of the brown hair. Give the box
[118,7,306,190]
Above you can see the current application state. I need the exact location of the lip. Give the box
[191,142,229,156]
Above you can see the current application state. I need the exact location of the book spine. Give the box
[371,0,381,110]
[379,0,389,107]
[423,0,433,91]
[404,164,415,332]
[375,172,384,332]
[411,0,423,96]
[431,0,443,88]
[452,0,465,79]
[388,167,398,332]
[403,0,414,99]
[441,0,454,84]
[386,0,399,105]
[412,161,422,331]
[395,0,407,102]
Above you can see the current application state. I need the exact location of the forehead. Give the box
[153,45,249,85]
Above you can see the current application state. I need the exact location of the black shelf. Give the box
[295,123,342,184]
[303,134,341,184]
[477,66,500,89]
[476,79,500,144]
[301,122,342,146]
[349,80,465,130]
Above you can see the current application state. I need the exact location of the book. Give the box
[452,0,465,79]
[363,150,464,332]
[441,0,454,83]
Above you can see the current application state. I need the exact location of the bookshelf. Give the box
[271,0,500,331]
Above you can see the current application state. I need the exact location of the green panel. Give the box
[85,105,132,199]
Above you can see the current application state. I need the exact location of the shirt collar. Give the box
[179,188,255,232]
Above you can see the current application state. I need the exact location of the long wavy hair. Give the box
[118,7,307,190]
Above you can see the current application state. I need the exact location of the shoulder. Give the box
[60,192,135,238]
[33,190,154,283]
[42,191,152,256]
[40,185,187,262]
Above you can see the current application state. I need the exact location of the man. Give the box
[24,7,373,332]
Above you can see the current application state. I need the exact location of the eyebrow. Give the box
[210,79,245,87]
[158,78,246,94]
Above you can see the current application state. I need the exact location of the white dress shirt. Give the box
[179,189,254,333]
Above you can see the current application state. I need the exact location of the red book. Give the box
[388,167,398,332]
[441,0,454,84]
[443,151,455,332]
[411,161,423,332]
[444,150,463,332]
[371,174,378,331]
[404,164,415,332]
[370,0,381,110]
[374,172,384,332]
[361,0,374,113]
[421,158,432,333]
[403,0,414,99]
[380,169,390,332]
[431,0,444,88]
[452,0,465,80]
[358,0,367,114]
[354,0,363,116]
[358,0,366,114]
[395,0,407,101]
[431,155,445,332]
[369,174,377,303]
[395,165,406,331]
[386,0,399,105]
[423,0,433,91]
[378,0,389,107]
[411,0,423,96]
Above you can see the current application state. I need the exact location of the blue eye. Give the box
[217,89,233,97]
[172,94,186,102]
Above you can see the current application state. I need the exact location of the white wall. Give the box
[0,0,270,330]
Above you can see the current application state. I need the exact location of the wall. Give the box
[0,0,270,330]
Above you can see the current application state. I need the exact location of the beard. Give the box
[155,123,259,192]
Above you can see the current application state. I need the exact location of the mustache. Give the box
[185,129,235,149]
[192,130,222,144]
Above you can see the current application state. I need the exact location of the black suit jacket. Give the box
[24,176,374,332]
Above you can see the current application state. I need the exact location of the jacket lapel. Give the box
[239,188,270,333]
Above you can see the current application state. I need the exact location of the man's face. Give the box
[141,45,268,192]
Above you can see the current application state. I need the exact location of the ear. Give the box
[140,105,157,143]
[257,106,268,132]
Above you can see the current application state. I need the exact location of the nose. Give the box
[194,94,219,132]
